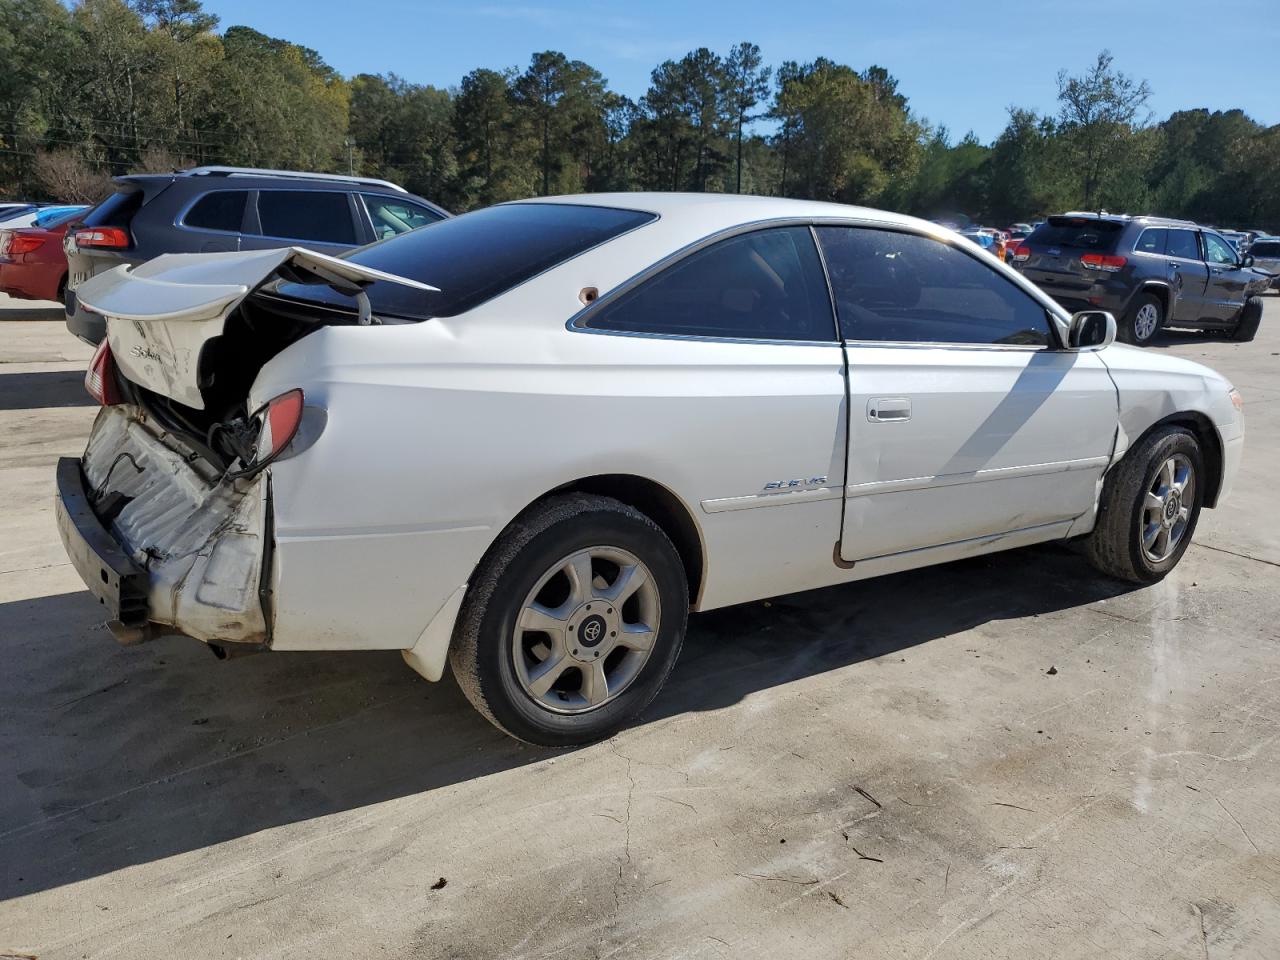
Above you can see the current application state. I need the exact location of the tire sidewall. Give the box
[1123,430,1204,578]
[1234,296,1262,341]
[474,508,687,745]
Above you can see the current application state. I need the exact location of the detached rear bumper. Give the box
[55,457,150,635]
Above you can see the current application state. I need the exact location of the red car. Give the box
[0,208,84,303]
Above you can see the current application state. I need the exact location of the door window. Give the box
[183,191,247,232]
[1165,229,1200,260]
[1134,228,1167,255]
[255,190,357,245]
[816,227,1051,346]
[362,194,442,240]
[583,227,836,341]
[1203,233,1236,265]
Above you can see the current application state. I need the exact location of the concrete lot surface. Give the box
[1,303,1278,959]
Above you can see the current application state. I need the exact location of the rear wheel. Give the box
[1121,293,1164,345]
[1232,296,1262,342]
[1085,426,1203,583]
[450,494,688,745]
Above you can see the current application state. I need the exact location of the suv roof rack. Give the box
[181,165,408,194]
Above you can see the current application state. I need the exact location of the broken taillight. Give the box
[85,339,122,405]
[254,389,304,464]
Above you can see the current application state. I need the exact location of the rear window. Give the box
[270,202,656,320]
[82,189,143,228]
[1250,241,1280,257]
[256,190,357,245]
[1028,216,1125,251]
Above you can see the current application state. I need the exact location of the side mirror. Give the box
[1241,254,1255,268]
[1067,310,1116,350]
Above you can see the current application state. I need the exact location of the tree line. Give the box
[2,0,1277,230]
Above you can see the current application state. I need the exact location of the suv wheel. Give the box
[1121,293,1164,345]
[450,494,689,745]
[1232,296,1262,342]
[1085,425,1203,583]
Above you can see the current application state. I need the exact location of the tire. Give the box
[1120,292,1164,346]
[450,493,689,746]
[1085,425,1204,584]
[1231,295,1262,342]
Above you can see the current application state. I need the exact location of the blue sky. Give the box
[202,0,1278,143]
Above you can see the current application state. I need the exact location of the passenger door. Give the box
[1201,231,1250,322]
[1165,228,1209,323]
[815,226,1118,563]
[578,226,848,605]
[241,189,362,255]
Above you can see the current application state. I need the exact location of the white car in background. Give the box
[57,194,1244,745]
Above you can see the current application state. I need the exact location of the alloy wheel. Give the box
[511,547,661,714]
[1139,453,1194,563]
[1134,303,1160,341]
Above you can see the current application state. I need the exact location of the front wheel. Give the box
[450,494,689,745]
[1120,293,1164,346]
[1085,426,1204,583]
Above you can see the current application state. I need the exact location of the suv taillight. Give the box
[85,340,122,405]
[75,227,130,250]
[1080,253,1127,273]
[1012,244,1030,262]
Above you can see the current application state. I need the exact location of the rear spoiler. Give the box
[76,246,438,410]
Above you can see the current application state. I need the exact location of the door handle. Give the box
[868,397,911,422]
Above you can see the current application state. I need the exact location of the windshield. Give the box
[1251,241,1280,258]
[269,202,656,320]
[1029,217,1125,251]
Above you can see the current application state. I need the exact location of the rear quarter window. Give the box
[183,191,247,232]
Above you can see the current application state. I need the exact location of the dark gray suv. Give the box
[1012,213,1268,345]
[63,166,449,343]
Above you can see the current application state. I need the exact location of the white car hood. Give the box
[76,246,436,410]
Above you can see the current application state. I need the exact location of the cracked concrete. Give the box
[1,301,1279,959]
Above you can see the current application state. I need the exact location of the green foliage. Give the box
[0,4,1274,231]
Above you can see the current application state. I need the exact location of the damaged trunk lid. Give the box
[75,245,437,410]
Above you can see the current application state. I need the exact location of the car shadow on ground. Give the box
[0,370,96,410]
[0,544,1135,901]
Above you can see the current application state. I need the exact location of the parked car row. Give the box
[1009,212,1273,345]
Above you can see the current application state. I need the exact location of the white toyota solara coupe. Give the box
[57,194,1245,744]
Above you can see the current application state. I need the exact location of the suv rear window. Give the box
[82,189,143,228]
[269,202,656,320]
[1028,216,1125,251]
[1250,241,1280,257]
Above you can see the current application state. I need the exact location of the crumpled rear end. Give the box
[81,405,270,644]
